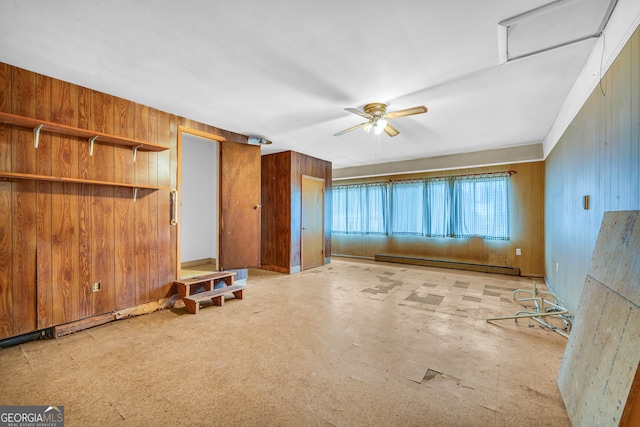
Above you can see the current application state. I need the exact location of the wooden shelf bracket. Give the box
[33,124,44,148]
[88,135,98,156]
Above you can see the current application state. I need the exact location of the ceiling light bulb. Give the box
[363,122,373,133]
[373,118,387,134]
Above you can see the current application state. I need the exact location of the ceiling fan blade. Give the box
[345,107,372,119]
[383,124,400,137]
[333,122,367,137]
[385,106,428,119]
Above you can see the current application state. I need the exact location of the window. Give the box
[332,183,387,234]
[424,179,451,237]
[390,181,424,235]
[390,179,452,237]
[451,175,510,240]
[333,173,511,240]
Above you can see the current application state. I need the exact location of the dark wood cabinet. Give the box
[260,151,331,274]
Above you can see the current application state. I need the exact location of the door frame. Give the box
[176,127,226,277]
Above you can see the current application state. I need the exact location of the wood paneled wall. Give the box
[0,63,248,340]
[261,151,292,271]
[545,25,640,313]
[261,151,332,273]
[332,162,545,277]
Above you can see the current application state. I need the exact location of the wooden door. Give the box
[219,141,261,270]
[301,175,324,270]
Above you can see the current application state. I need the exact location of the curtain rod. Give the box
[454,170,517,178]
[334,170,517,187]
[385,170,517,184]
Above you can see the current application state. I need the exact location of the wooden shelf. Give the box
[0,171,170,191]
[0,111,169,152]
[0,112,172,200]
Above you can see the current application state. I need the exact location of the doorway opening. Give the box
[178,129,223,279]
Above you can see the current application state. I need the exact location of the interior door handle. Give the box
[253,204,262,209]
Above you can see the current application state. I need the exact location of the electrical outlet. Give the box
[515,248,521,256]
[92,282,101,292]
[555,263,559,272]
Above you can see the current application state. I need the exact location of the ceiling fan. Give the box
[334,102,428,138]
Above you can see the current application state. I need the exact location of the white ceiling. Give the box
[0,0,614,173]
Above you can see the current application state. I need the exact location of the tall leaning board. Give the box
[558,211,640,426]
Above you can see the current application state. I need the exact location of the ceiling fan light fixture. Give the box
[334,102,427,138]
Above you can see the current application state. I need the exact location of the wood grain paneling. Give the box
[134,103,150,305]
[157,111,173,298]
[0,64,12,337]
[545,25,640,312]
[50,79,80,325]
[11,182,37,334]
[114,98,136,309]
[114,97,135,184]
[11,67,36,175]
[51,182,79,324]
[36,74,53,329]
[0,64,11,172]
[147,108,159,302]
[11,67,37,335]
[0,62,252,340]
[78,87,92,319]
[0,181,12,336]
[78,87,91,179]
[90,90,115,315]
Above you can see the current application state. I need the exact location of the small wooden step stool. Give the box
[183,284,246,314]
[175,271,245,314]
[175,271,236,299]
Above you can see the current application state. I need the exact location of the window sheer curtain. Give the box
[332,183,387,234]
[424,179,451,237]
[391,181,424,234]
[334,174,510,240]
[390,179,451,237]
[451,175,510,240]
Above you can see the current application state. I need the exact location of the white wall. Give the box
[180,133,219,263]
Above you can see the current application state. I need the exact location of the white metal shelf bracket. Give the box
[33,124,44,148]
[132,144,143,162]
[88,136,98,156]
[133,188,138,202]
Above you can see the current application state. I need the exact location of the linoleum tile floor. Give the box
[0,257,571,426]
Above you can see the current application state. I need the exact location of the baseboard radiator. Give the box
[374,254,520,276]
